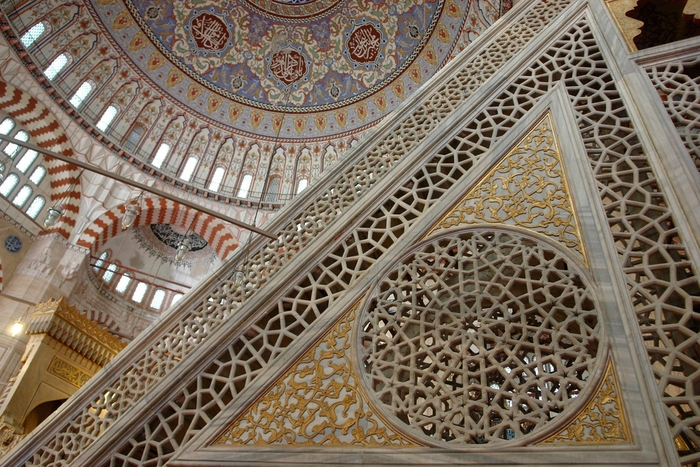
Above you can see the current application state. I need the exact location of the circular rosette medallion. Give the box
[357,228,603,445]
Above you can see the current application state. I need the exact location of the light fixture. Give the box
[43,169,84,230]
[121,192,143,230]
[234,269,245,286]
[10,319,24,337]
[43,204,63,228]
[175,237,191,262]
[175,211,198,263]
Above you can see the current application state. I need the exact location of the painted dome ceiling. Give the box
[3,0,503,201]
[90,0,466,140]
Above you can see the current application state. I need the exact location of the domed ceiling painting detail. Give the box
[94,0,466,139]
[6,0,505,199]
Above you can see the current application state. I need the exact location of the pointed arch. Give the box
[76,198,239,259]
[0,81,80,239]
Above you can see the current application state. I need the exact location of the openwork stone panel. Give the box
[644,57,700,172]
[359,229,601,444]
[20,2,580,466]
[102,17,624,466]
[22,9,700,467]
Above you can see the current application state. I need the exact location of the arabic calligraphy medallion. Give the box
[344,19,385,69]
[266,46,310,88]
[186,11,232,54]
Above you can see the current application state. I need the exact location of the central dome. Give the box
[240,0,346,21]
[90,0,461,140]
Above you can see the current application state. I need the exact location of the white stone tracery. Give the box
[359,229,601,445]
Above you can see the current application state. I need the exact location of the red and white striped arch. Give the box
[77,197,239,259]
[0,80,80,239]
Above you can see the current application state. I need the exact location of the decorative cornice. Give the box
[28,298,126,366]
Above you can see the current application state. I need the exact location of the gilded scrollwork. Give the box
[214,304,414,447]
[431,113,584,260]
[541,361,630,444]
[47,356,92,389]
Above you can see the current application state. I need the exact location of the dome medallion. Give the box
[91,0,469,140]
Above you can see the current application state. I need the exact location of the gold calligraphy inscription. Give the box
[47,356,92,389]
[430,113,584,259]
[269,48,307,85]
[214,304,414,447]
[541,361,630,444]
[348,24,381,63]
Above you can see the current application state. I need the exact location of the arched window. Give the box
[208,167,225,191]
[180,156,198,182]
[70,82,93,108]
[115,273,132,294]
[0,174,19,197]
[16,150,39,173]
[152,143,170,168]
[12,185,32,208]
[237,173,253,198]
[265,176,280,202]
[0,118,15,135]
[4,130,29,157]
[132,282,148,303]
[103,263,117,283]
[94,251,109,272]
[124,125,145,151]
[26,196,45,219]
[44,53,69,81]
[172,293,184,305]
[150,289,166,309]
[96,105,118,131]
[296,178,308,194]
[29,166,46,185]
[20,22,46,48]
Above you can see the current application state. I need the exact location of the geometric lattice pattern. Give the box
[215,303,414,447]
[542,360,630,445]
[16,2,579,466]
[432,114,584,260]
[645,56,700,173]
[11,1,700,466]
[359,229,601,445]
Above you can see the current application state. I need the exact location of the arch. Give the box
[83,308,120,334]
[0,81,80,239]
[77,197,239,259]
[22,399,66,435]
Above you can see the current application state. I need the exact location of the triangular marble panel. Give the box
[429,113,586,262]
[214,302,415,448]
[540,359,630,445]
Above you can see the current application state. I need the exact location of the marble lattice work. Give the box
[215,303,414,447]
[542,361,630,445]
[7,0,700,466]
[431,113,584,259]
[359,228,601,444]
